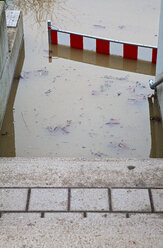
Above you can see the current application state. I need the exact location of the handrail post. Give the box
[47,20,51,44]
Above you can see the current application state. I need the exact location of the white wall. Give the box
[156,0,163,119]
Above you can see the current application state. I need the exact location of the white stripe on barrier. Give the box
[110,42,123,57]
[58,32,70,46]
[138,47,153,62]
[83,37,96,52]
[48,22,157,63]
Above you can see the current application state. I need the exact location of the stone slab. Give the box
[0,158,163,187]
[0,213,163,248]
[71,188,109,211]
[29,189,68,211]
[6,11,20,28]
[0,188,27,211]
[111,189,151,212]
[151,189,163,212]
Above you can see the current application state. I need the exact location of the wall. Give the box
[156,0,163,120]
[0,2,8,79]
[0,2,23,129]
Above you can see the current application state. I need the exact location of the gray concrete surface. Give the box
[111,189,151,212]
[0,213,163,248]
[71,188,109,211]
[0,188,27,211]
[151,189,163,211]
[29,189,68,211]
[0,158,163,247]
[0,187,163,214]
[0,3,24,129]
[0,157,162,187]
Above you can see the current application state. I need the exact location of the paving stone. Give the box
[0,189,27,211]
[112,189,151,212]
[71,188,109,211]
[151,189,163,212]
[29,189,68,211]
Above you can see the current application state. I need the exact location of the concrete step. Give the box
[0,157,163,187]
[0,212,163,248]
[0,158,163,247]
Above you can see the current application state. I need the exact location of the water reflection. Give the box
[0,42,162,158]
[49,44,156,76]
[6,0,68,26]
[0,43,25,156]
[149,94,163,158]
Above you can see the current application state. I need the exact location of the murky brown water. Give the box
[0,0,163,158]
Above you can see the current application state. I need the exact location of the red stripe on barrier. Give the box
[96,39,110,55]
[152,48,157,64]
[124,44,138,60]
[70,34,83,49]
[51,30,58,44]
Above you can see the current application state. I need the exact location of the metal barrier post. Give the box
[47,20,51,44]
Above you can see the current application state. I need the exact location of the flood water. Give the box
[0,0,163,158]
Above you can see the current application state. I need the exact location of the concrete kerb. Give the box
[0,157,162,188]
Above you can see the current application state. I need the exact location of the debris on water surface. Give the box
[128,98,137,104]
[136,81,146,88]
[104,75,111,79]
[128,94,146,104]
[37,68,48,76]
[108,142,129,150]
[1,131,8,136]
[100,85,104,92]
[148,94,155,99]
[150,116,161,122]
[67,120,72,126]
[47,126,69,134]
[21,112,30,132]
[117,92,121,96]
[118,25,125,30]
[14,75,24,80]
[53,77,56,83]
[136,94,146,101]
[93,24,106,29]
[116,76,128,81]
[61,127,69,134]
[91,151,106,157]
[106,119,120,126]
[89,132,96,138]
[47,120,72,135]
[104,82,111,88]
[127,87,135,93]
[21,67,48,79]
[91,90,99,96]
[118,143,129,149]
[21,71,30,79]
[44,89,52,96]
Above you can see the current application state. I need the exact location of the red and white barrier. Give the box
[48,21,157,64]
